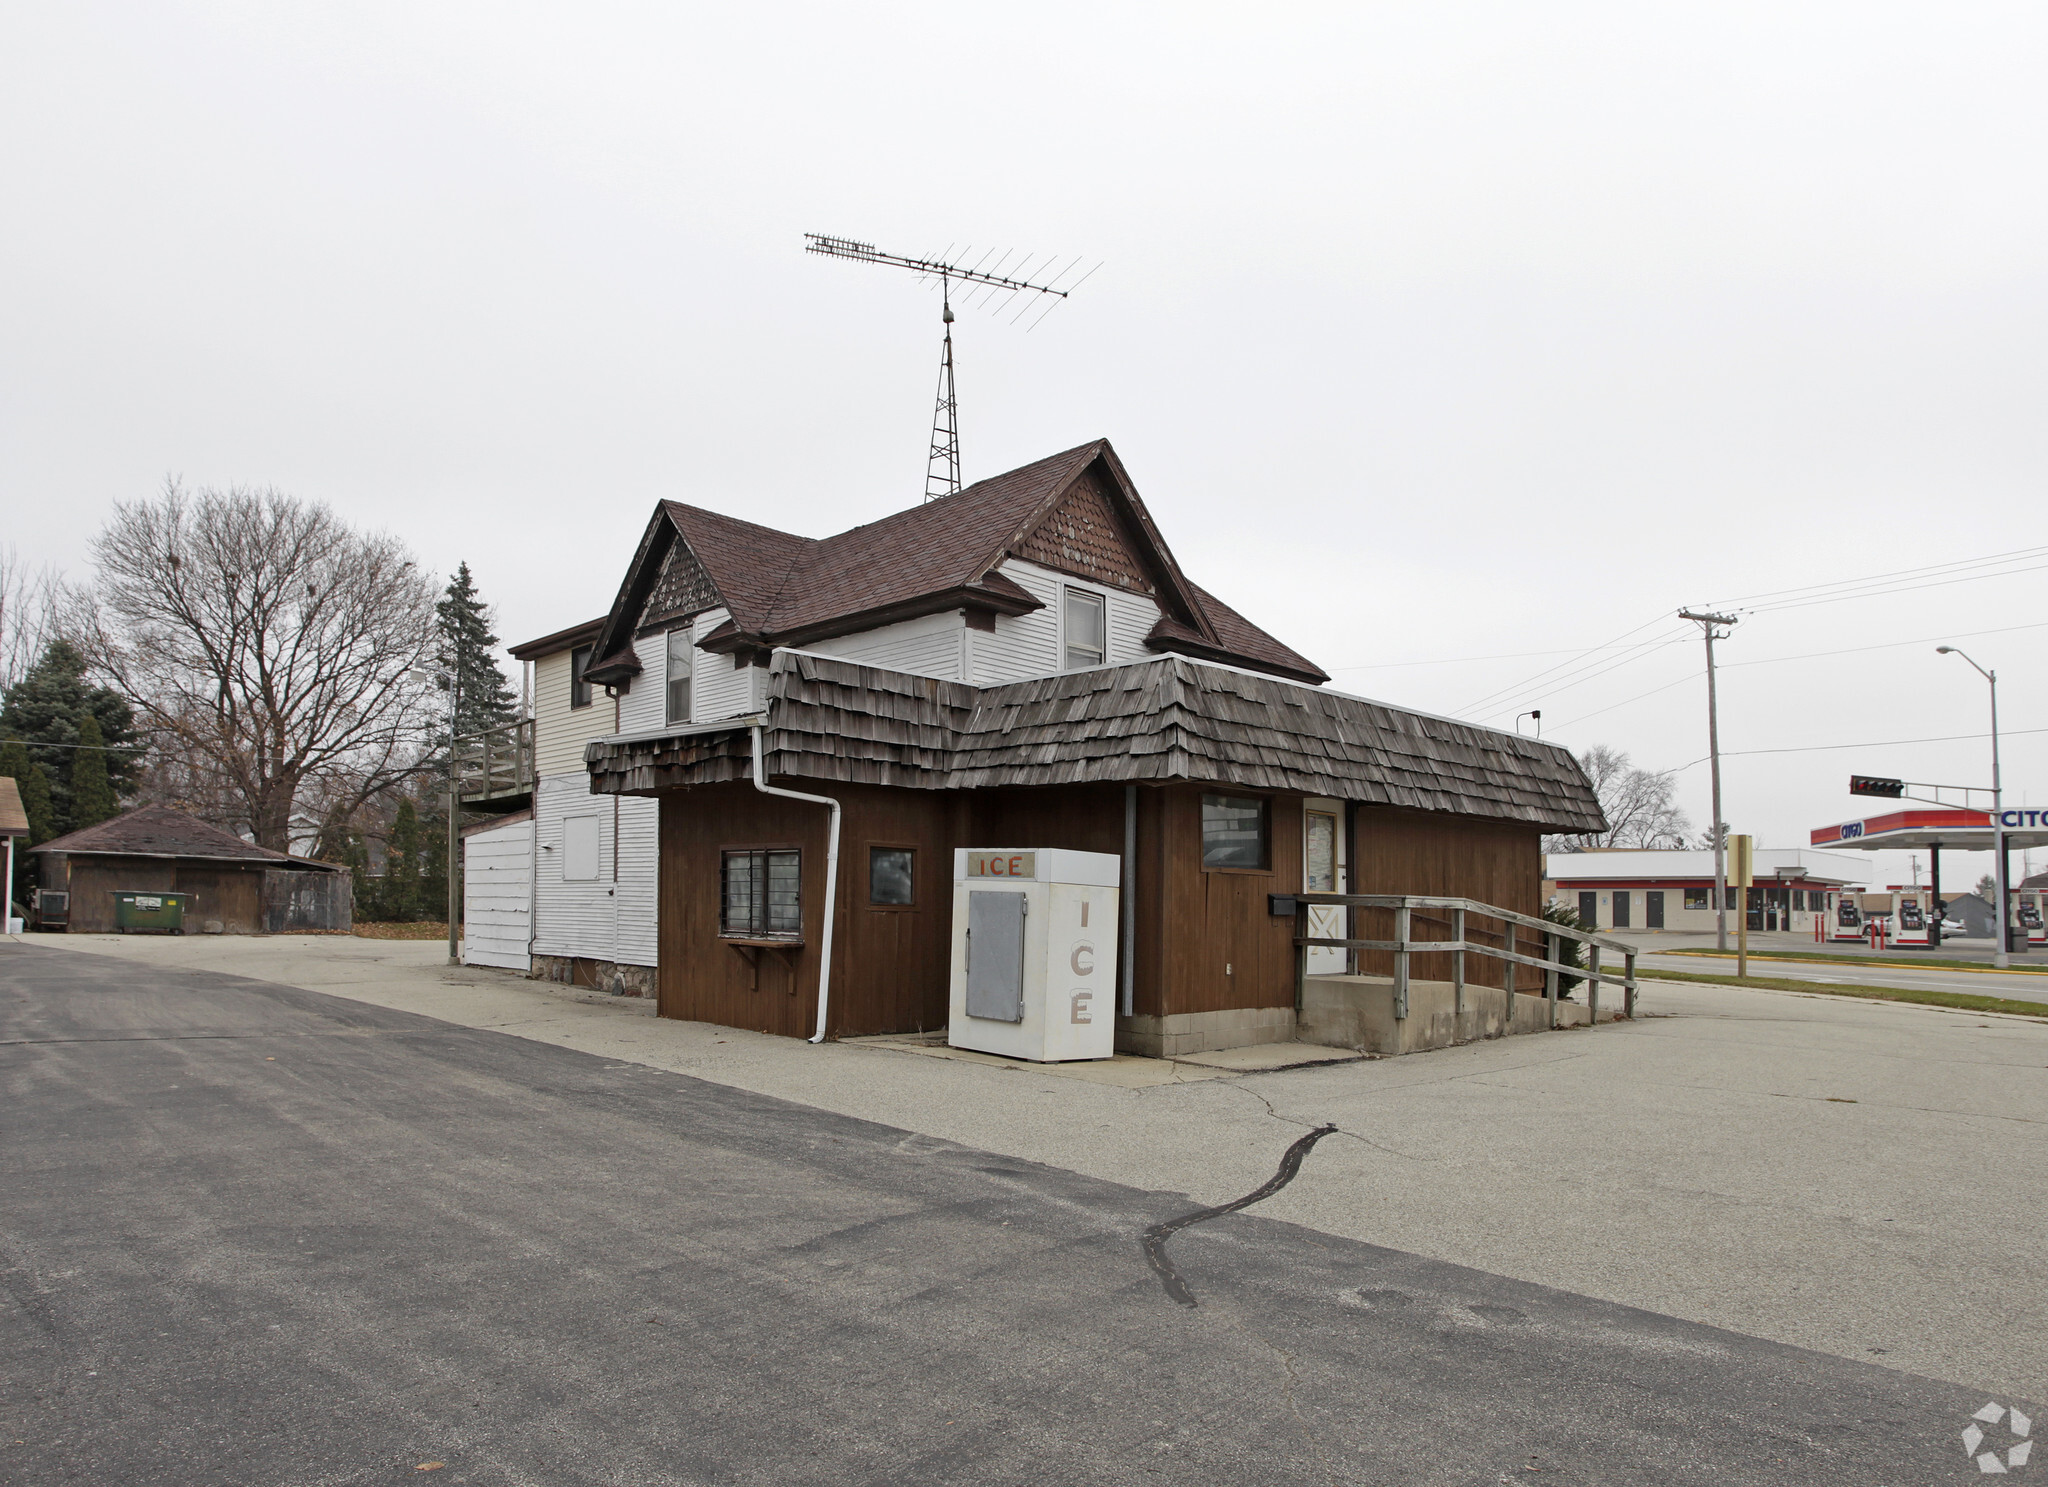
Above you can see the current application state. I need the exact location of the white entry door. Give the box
[1303,801,1348,975]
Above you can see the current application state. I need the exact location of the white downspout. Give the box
[750,723,840,1043]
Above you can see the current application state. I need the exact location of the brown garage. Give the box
[31,804,351,935]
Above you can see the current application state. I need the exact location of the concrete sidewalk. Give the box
[13,929,2048,1404]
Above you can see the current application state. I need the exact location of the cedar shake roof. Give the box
[0,776,27,838]
[586,652,1607,834]
[31,804,344,869]
[584,440,1328,685]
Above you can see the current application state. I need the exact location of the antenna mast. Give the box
[805,233,1090,500]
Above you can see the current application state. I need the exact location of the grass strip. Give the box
[1662,947,2046,976]
[1637,966,2048,1020]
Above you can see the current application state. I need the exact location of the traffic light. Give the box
[1849,775,1904,798]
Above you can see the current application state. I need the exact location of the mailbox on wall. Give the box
[948,848,1121,1062]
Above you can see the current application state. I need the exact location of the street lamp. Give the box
[406,666,462,967]
[1936,647,2008,968]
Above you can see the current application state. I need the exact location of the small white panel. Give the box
[562,814,602,881]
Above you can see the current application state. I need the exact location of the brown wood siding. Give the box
[60,857,267,934]
[1348,806,1544,987]
[659,782,830,1037]
[1152,786,1302,1015]
[650,779,1541,1041]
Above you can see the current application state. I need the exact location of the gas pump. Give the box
[1892,889,1931,948]
[2019,889,2046,949]
[1830,892,1864,943]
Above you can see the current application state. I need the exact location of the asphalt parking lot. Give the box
[4,941,2034,1485]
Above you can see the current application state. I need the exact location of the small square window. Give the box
[569,644,594,710]
[1201,793,1268,870]
[1684,887,1710,911]
[666,628,693,726]
[1063,588,1105,670]
[721,848,801,939]
[869,846,914,906]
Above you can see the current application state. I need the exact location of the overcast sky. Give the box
[4,2,2042,888]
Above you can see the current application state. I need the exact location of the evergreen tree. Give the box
[420,794,450,929]
[386,797,423,922]
[434,564,520,745]
[0,639,142,834]
[69,714,119,829]
[1,738,55,904]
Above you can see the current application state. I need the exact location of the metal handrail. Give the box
[1290,892,1637,1029]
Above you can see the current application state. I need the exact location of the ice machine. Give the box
[948,848,1120,1062]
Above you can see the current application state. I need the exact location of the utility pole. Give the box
[1680,610,1739,951]
[1938,647,2008,968]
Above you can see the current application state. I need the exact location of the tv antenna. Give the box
[805,233,1096,500]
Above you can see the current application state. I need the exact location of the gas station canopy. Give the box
[1810,807,2048,852]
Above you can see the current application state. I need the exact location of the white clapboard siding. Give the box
[533,648,619,777]
[1104,586,1162,664]
[531,771,656,966]
[614,795,660,966]
[618,631,667,734]
[809,610,964,679]
[692,608,760,721]
[462,817,533,970]
[972,560,1159,684]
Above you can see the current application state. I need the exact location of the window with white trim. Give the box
[1063,587,1105,670]
[666,628,693,725]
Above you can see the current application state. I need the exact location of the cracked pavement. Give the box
[10,932,2048,1476]
[5,940,2037,1485]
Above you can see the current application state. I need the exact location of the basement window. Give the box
[1063,587,1106,670]
[666,628,693,726]
[722,848,801,939]
[1201,793,1269,871]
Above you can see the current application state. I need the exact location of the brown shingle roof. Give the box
[31,804,343,869]
[589,439,1324,684]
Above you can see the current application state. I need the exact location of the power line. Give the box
[1452,612,1682,718]
[1669,724,2048,772]
[1699,543,2048,611]
[1541,620,2048,733]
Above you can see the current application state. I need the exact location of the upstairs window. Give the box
[1201,793,1269,870]
[722,848,801,939]
[1064,587,1106,670]
[666,628,693,725]
[569,644,594,710]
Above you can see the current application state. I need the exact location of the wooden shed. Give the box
[31,804,352,935]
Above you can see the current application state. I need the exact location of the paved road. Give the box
[1628,949,2048,1006]
[2,945,2023,1484]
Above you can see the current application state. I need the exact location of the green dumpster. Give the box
[111,891,193,934]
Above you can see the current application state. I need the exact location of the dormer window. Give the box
[1063,587,1105,670]
[666,628,693,725]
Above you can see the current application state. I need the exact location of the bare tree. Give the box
[0,544,65,693]
[1545,744,1693,853]
[75,481,438,851]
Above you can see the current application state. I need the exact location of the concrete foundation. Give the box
[530,955,657,999]
[1115,1005,1297,1059]
[1298,973,1620,1056]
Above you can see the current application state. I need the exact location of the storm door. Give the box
[1303,802,1348,975]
